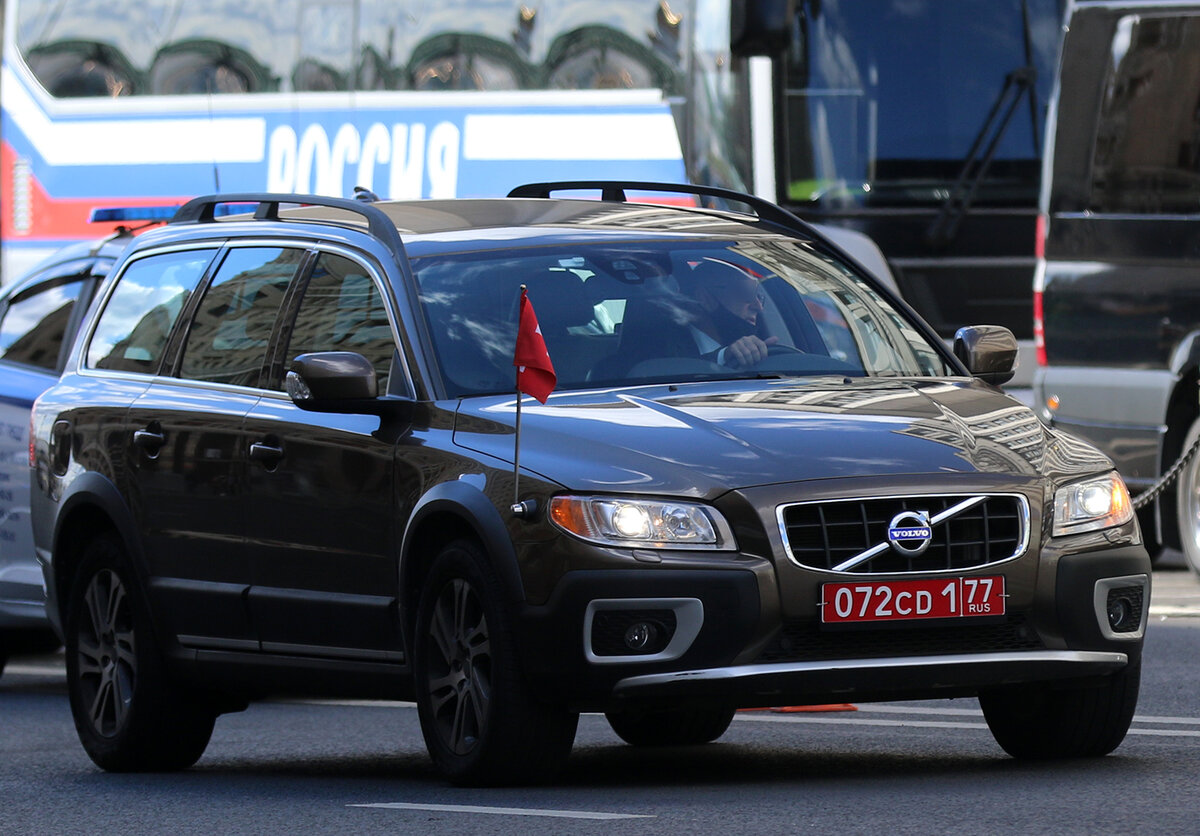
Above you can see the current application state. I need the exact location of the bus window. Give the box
[546,26,665,90]
[24,41,137,97]
[149,41,270,95]
[408,34,528,91]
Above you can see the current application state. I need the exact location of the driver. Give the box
[686,258,778,367]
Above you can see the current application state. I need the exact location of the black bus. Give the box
[736,0,1066,381]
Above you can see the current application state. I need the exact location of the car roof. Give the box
[140,189,830,268]
[118,185,892,297]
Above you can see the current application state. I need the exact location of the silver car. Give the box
[0,224,138,674]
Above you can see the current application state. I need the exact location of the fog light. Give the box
[1107,596,1134,631]
[1094,577,1147,639]
[590,608,678,656]
[624,621,657,650]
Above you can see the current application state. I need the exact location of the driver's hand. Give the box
[724,335,778,368]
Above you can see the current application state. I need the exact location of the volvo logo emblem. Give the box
[887,510,933,555]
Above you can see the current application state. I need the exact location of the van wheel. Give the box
[979,659,1140,759]
[65,533,215,771]
[606,705,736,746]
[413,540,578,786]
[1177,418,1200,576]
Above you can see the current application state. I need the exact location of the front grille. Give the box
[757,612,1043,664]
[778,494,1027,574]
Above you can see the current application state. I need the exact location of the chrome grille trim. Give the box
[776,493,1031,575]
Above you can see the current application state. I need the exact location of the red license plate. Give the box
[820,576,1005,624]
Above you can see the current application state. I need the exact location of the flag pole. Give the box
[511,285,527,516]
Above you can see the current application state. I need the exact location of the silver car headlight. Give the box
[1052,473,1134,537]
[549,495,737,550]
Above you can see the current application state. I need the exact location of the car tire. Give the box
[1176,417,1200,576]
[413,539,578,786]
[605,705,736,746]
[979,659,1140,759]
[65,533,215,772]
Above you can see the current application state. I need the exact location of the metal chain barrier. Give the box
[1133,426,1200,511]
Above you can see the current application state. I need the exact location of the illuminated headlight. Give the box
[549,495,736,550]
[1052,473,1134,537]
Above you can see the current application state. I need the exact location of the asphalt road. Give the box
[4,561,1200,836]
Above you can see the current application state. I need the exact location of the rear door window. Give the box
[178,247,303,387]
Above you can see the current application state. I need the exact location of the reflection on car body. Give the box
[29,183,1149,786]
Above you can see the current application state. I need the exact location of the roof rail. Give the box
[507,180,819,240]
[171,193,408,265]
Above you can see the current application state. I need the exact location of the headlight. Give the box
[1052,473,1134,537]
[549,495,737,550]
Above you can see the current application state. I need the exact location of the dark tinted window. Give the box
[284,253,397,391]
[782,0,1063,206]
[0,278,86,370]
[1090,14,1200,214]
[87,249,217,373]
[179,248,301,387]
[413,240,946,398]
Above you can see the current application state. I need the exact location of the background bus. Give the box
[3,0,1064,370]
[1,0,722,279]
[736,0,1066,380]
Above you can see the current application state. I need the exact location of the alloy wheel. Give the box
[75,568,137,738]
[423,578,491,756]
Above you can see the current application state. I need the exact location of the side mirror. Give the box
[953,325,1018,386]
[731,0,796,56]
[286,351,380,412]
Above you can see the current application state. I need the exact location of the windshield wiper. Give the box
[926,0,1041,249]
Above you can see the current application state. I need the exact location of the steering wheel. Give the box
[766,344,804,356]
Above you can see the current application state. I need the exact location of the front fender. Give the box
[400,478,524,611]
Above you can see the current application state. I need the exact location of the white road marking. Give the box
[735,711,1200,735]
[348,802,653,820]
[2,662,65,677]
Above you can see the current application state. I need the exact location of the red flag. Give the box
[514,287,556,403]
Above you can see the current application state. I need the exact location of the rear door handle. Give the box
[249,440,284,468]
[132,426,165,458]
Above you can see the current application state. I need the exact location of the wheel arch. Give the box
[399,480,523,636]
[50,472,146,623]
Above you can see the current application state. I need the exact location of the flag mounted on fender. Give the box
[514,286,556,403]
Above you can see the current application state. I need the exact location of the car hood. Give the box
[451,377,1109,496]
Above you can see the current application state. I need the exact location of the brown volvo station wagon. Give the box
[30,183,1149,785]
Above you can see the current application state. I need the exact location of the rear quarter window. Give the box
[86,249,218,374]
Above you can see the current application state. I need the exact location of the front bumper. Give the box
[518,529,1150,709]
[613,649,1129,705]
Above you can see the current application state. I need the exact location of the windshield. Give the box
[414,239,951,398]
[783,0,1063,208]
